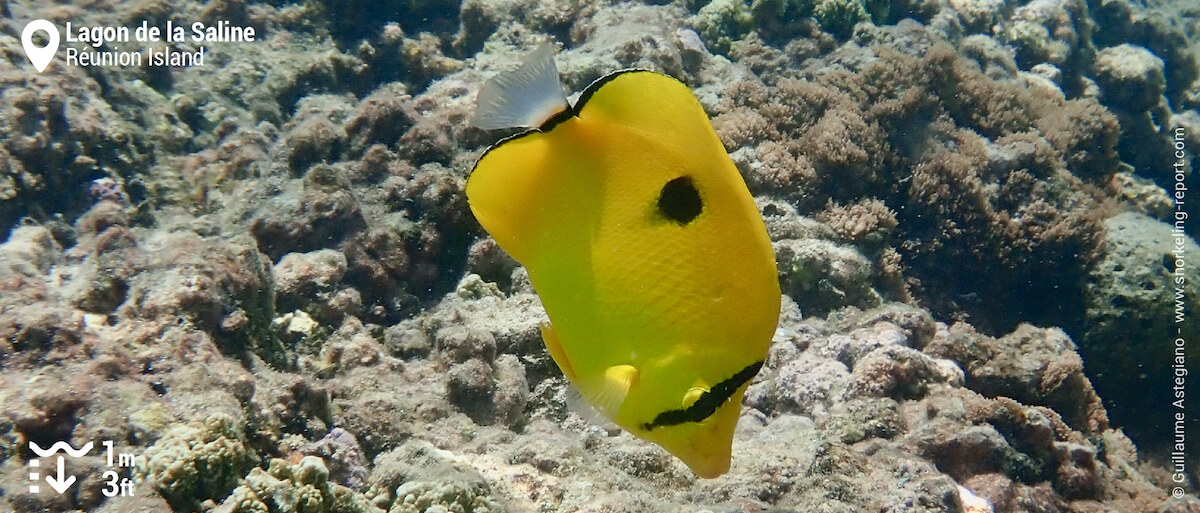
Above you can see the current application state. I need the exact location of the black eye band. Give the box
[642,360,764,431]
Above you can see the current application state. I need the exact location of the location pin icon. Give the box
[22,20,60,73]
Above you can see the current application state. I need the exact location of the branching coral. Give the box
[750,140,819,202]
[816,199,898,247]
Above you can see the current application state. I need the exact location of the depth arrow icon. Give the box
[44,456,75,494]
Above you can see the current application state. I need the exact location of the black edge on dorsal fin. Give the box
[537,68,663,132]
[471,129,543,174]
[641,360,765,431]
[474,69,675,172]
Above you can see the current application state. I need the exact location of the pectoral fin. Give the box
[585,364,638,421]
[540,323,638,422]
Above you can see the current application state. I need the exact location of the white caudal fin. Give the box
[471,42,570,130]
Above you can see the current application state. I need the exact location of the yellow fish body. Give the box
[466,44,780,478]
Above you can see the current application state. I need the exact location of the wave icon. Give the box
[29,441,92,458]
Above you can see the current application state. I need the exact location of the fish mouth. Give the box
[646,397,744,479]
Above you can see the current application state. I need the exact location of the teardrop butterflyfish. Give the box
[465,42,781,478]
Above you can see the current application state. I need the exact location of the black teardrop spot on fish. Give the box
[657,176,702,224]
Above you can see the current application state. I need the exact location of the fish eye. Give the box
[657,176,702,224]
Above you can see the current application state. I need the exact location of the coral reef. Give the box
[215,456,380,513]
[1081,212,1200,448]
[0,0,1197,511]
[302,428,370,490]
[137,415,252,511]
[0,57,155,234]
[716,37,1117,334]
[1094,44,1167,113]
[390,480,502,513]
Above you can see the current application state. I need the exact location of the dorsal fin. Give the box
[471,42,570,129]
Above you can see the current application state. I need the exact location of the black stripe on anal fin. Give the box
[642,360,765,431]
